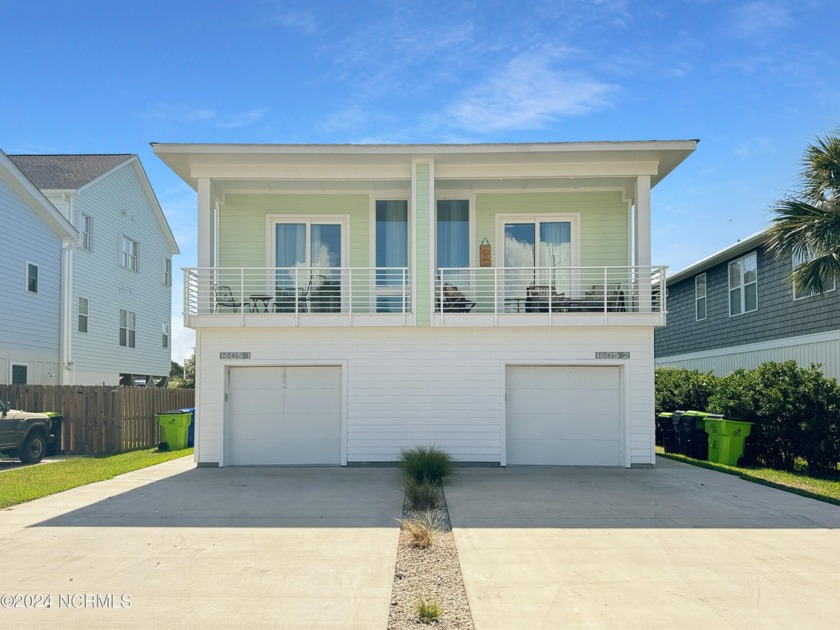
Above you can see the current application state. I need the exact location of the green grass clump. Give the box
[400,446,455,485]
[404,477,443,511]
[0,448,193,509]
[657,448,840,506]
[416,597,442,623]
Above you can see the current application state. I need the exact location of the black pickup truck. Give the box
[0,399,53,464]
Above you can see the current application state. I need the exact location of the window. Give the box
[11,364,27,385]
[80,213,92,250]
[436,200,470,268]
[729,252,758,316]
[792,250,836,299]
[162,322,169,348]
[695,274,707,321]
[164,258,172,287]
[78,297,89,333]
[119,309,136,348]
[121,236,139,271]
[26,262,39,294]
[375,200,409,312]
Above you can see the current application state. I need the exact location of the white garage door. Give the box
[506,366,622,465]
[227,366,341,465]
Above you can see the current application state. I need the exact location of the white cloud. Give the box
[267,10,318,34]
[729,2,793,39]
[445,48,613,132]
[144,103,266,129]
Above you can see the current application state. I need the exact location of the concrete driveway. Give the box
[446,458,840,630]
[0,459,402,629]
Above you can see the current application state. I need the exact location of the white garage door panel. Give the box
[227,366,341,465]
[506,366,622,466]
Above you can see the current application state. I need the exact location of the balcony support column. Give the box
[634,175,652,312]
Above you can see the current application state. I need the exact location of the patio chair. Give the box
[442,283,475,313]
[214,285,242,313]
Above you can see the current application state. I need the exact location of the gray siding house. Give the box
[655,231,840,380]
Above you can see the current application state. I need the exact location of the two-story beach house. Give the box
[154,141,696,467]
[8,154,180,386]
[655,230,840,380]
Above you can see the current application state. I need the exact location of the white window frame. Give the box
[121,236,139,272]
[80,213,93,251]
[11,363,28,385]
[792,251,836,300]
[695,273,707,321]
[78,297,89,333]
[164,257,172,287]
[119,309,136,348]
[728,252,758,317]
[25,261,39,294]
[162,322,169,348]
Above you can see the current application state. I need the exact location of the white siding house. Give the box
[0,150,77,385]
[154,141,696,467]
[8,155,179,386]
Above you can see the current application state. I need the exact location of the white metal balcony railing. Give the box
[184,267,412,317]
[436,266,666,316]
[183,265,665,321]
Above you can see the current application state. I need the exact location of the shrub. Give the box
[655,367,717,413]
[399,446,455,485]
[404,477,443,511]
[708,361,840,473]
[416,597,442,623]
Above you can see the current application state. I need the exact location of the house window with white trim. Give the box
[78,297,89,333]
[81,213,93,250]
[26,262,39,294]
[164,258,172,287]
[11,364,27,385]
[162,322,169,348]
[119,309,136,348]
[792,250,836,300]
[728,252,757,316]
[121,236,139,271]
[695,273,707,321]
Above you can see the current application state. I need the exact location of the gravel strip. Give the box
[388,489,475,629]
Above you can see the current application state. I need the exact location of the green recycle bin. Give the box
[156,409,192,451]
[704,417,753,466]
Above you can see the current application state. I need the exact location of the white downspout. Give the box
[59,238,74,385]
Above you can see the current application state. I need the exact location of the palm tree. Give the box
[765,130,840,295]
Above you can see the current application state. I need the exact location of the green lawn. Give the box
[657,448,840,506]
[0,448,193,509]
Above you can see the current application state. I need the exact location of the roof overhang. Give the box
[667,230,768,285]
[152,141,698,200]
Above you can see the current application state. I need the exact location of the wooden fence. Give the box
[0,385,195,454]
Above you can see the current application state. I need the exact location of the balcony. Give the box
[434,266,666,327]
[183,267,413,327]
[182,266,666,328]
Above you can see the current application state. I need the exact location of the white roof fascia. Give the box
[667,229,768,285]
[0,149,77,241]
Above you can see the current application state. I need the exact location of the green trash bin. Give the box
[156,410,192,451]
[704,417,753,466]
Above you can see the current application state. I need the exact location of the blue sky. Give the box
[3,0,839,361]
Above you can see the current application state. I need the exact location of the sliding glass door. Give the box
[274,219,345,312]
[375,200,409,312]
[501,215,576,310]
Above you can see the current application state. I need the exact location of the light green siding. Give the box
[474,191,629,267]
[414,164,431,325]
[219,194,371,268]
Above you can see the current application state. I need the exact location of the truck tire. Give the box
[20,431,46,464]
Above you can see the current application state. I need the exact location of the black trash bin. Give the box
[680,411,721,460]
[44,412,63,456]
[672,411,695,456]
[657,412,679,454]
